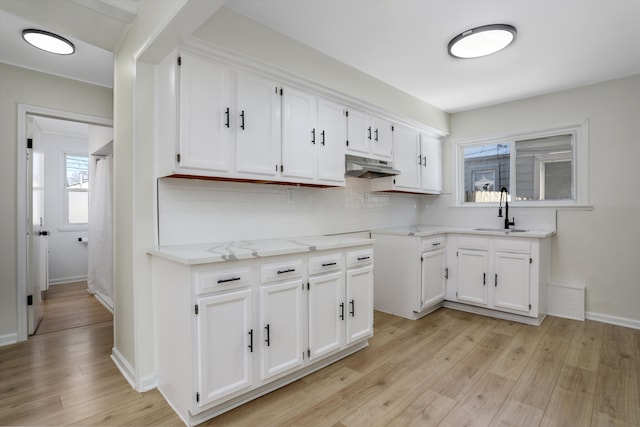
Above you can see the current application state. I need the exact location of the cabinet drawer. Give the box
[457,236,489,251]
[261,258,303,284]
[309,252,344,275]
[346,248,374,268]
[421,236,445,252]
[494,238,531,254]
[194,265,253,295]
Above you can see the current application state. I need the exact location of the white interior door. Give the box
[27,146,46,335]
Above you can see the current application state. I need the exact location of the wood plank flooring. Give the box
[1,300,639,426]
[35,281,113,335]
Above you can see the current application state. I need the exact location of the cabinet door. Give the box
[371,116,393,159]
[494,252,531,313]
[281,86,317,181]
[308,271,345,360]
[346,108,371,155]
[178,53,233,172]
[236,71,281,177]
[196,288,253,407]
[393,125,421,190]
[317,98,346,185]
[457,249,489,306]
[421,249,446,309]
[260,280,304,380]
[345,265,374,343]
[420,134,442,193]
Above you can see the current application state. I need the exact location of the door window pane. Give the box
[65,154,89,225]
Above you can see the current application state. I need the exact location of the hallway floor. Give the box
[35,281,112,335]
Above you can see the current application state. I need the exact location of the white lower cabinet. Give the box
[152,244,373,426]
[372,231,550,324]
[196,288,253,407]
[493,251,531,312]
[456,248,489,306]
[448,235,549,322]
[345,264,374,343]
[372,233,447,320]
[421,246,447,309]
[260,279,305,380]
[308,270,344,360]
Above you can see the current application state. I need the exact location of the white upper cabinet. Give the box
[346,107,392,160]
[157,48,440,189]
[419,133,442,194]
[371,125,443,194]
[391,125,421,190]
[282,87,346,186]
[317,98,347,184]
[281,86,318,181]
[235,71,282,178]
[177,52,234,173]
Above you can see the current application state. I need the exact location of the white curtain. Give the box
[88,155,113,310]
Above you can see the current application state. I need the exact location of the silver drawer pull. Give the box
[357,256,370,261]
[217,277,241,284]
[277,268,295,274]
[321,262,337,267]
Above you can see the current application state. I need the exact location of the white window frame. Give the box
[455,120,589,207]
[61,151,89,230]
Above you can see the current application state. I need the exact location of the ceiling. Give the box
[1,0,639,113]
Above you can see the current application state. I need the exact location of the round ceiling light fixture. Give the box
[448,24,516,59]
[22,29,75,55]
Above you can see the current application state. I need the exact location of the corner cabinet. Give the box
[151,244,373,426]
[371,233,447,320]
[372,230,551,325]
[370,125,443,195]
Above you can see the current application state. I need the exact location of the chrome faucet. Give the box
[498,187,515,230]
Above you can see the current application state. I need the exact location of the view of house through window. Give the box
[461,133,575,204]
[463,143,510,203]
[65,153,89,224]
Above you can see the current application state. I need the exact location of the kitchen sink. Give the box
[472,228,529,233]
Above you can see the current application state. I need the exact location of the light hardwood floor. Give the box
[35,281,113,335]
[1,297,638,426]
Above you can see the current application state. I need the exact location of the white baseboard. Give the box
[0,333,18,347]
[111,347,158,392]
[48,276,89,286]
[138,373,158,392]
[586,312,640,330]
[111,347,136,389]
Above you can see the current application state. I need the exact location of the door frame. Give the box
[17,104,112,342]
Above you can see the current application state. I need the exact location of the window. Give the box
[64,153,89,224]
[457,121,588,206]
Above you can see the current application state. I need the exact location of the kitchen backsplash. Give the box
[157,177,423,246]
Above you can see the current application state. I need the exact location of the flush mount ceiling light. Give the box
[22,29,75,55]
[448,24,516,59]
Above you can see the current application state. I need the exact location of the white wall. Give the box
[0,62,112,345]
[159,178,422,246]
[33,120,90,285]
[427,74,640,326]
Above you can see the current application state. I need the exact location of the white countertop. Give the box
[147,235,374,265]
[372,225,556,239]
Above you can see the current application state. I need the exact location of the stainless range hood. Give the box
[345,154,400,179]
